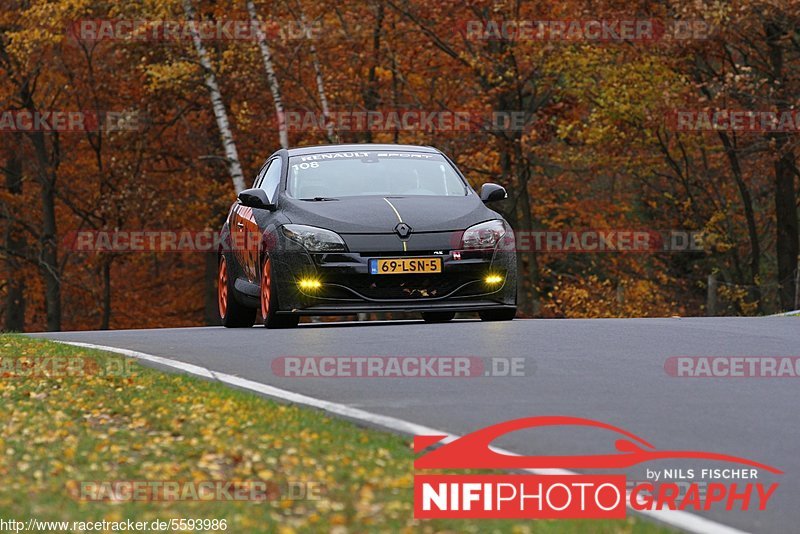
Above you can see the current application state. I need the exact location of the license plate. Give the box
[369,257,442,275]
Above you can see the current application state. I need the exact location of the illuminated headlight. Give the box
[461,220,507,249]
[484,274,504,285]
[282,224,347,252]
[298,278,322,291]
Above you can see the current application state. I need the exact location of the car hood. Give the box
[280,195,498,234]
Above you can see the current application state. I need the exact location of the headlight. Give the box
[282,224,347,252]
[461,220,507,249]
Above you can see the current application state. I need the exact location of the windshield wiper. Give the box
[299,197,339,201]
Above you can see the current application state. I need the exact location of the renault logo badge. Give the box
[394,222,413,239]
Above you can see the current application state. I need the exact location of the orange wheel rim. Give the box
[218,257,228,319]
[261,258,272,319]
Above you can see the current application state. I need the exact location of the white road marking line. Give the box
[55,340,749,534]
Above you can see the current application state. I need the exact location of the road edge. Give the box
[53,340,749,534]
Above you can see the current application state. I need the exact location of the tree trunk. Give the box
[39,168,61,331]
[512,129,540,316]
[499,140,538,317]
[707,273,718,316]
[247,0,289,149]
[28,128,61,331]
[773,146,798,310]
[3,139,25,331]
[290,0,333,141]
[515,172,540,316]
[101,259,111,329]
[717,131,762,311]
[310,41,334,142]
[183,0,247,192]
[765,21,799,311]
[362,2,384,143]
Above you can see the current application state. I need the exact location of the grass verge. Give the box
[0,334,671,533]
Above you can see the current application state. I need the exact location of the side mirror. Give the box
[479,183,507,203]
[238,188,275,210]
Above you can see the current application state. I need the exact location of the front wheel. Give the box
[260,257,299,329]
[218,255,256,328]
[478,308,516,322]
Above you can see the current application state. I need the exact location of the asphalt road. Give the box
[31,317,800,533]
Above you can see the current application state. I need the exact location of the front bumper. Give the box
[271,238,517,315]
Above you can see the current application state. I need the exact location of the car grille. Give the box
[322,273,484,301]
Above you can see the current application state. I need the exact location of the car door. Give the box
[230,162,268,280]
[242,157,282,281]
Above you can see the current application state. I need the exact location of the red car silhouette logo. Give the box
[414,416,782,473]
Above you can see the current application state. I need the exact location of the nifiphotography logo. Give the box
[413,416,781,519]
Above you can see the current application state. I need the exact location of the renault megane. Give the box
[217,144,517,328]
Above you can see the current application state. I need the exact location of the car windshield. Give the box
[286,150,468,199]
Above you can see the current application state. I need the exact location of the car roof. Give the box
[285,144,441,156]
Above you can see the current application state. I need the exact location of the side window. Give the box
[260,158,282,202]
[253,162,269,188]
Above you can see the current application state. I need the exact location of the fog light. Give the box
[298,278,322,291]
[484,274,504,285]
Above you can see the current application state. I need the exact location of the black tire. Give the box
[422,311,456,323]
[218,255,256,328]
[260,256,299,329]
[478,308,516,321]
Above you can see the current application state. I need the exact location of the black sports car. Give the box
[217,144,517,328]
